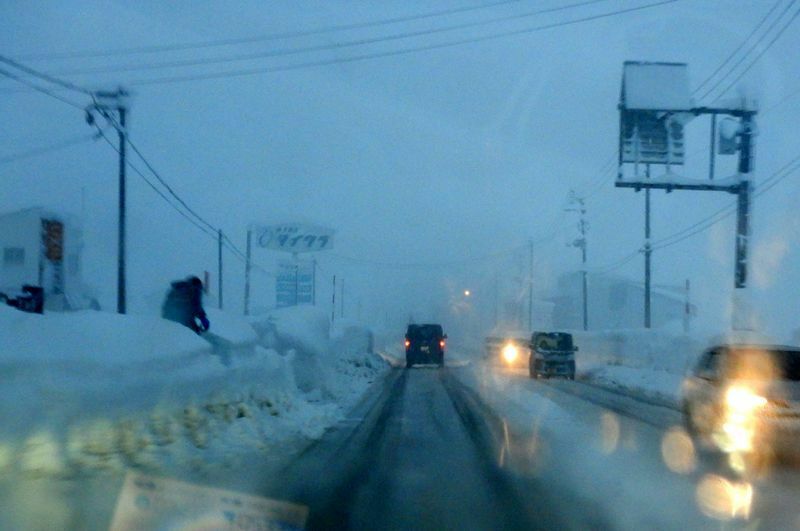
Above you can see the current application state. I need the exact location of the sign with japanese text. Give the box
[256,224,334,253]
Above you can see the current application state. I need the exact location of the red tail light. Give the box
[440,340,446,349]
[404,339,411,349]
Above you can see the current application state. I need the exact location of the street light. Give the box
[464,289,471,297]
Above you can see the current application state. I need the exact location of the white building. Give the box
[0,207,93,310]
[551,271,693,331]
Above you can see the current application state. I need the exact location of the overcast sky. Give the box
[1,0,798,339]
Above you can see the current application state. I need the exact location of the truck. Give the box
[529,331,577,380]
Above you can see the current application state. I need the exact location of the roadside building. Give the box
[0,207,95,311]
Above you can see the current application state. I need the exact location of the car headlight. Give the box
[502,344,519,364]
[725,386,767,413]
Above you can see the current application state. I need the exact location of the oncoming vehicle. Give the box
[484,335,529,368]
[682,344,800,464]
[529,332,577,380]
[405,324,446,368]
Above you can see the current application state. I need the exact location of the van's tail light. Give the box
[440,340,446,349]
[405,339,411,350]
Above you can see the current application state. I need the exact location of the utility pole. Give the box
[567,192,588,331]
[87,88,129,314]
[644,163,652,328]
[340,277,345,318]
[683,279,691,334]
[244,228,252,316]
[217,229,223,310]
[331,275,336,323]
[528,240,534,331]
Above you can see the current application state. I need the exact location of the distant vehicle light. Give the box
[404,339,411,349]
[439,339,446,349]
[502,343,519,364]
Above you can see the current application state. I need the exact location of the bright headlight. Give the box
[725,386,767,413]
[502,344,519,363]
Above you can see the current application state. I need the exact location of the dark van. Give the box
[405,324,446,368]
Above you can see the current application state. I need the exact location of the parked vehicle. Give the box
[405,324,446,368]
[529,332,577,380]
[681,344,800,465]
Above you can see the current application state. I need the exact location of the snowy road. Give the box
[271,361,800,530]
[272,366,596,529]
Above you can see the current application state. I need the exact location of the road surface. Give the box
[268,360,800,530]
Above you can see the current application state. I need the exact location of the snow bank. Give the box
[571,327,787,405]
[0,305,210,366]
[570,329,705,406]
[0,304,388,479]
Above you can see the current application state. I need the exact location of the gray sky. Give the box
[1,0,799,338]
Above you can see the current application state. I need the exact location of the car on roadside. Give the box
[681,343,800,465]
[529,332,577,380]
[484,334,530,368]
[405,324,446,368]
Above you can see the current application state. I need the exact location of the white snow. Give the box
[0,304,388,480]
[572,327,781,406]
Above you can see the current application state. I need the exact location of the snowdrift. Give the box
[0,305,387,478]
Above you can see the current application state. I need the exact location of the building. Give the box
[551,271,693,330]
[0,207,94,311]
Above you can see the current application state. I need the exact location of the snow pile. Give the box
[0,304,210,366]
[571,328,705,406]
[572,327,786,406]
[0,304,388,479]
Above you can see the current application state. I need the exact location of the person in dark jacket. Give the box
[161,276,209,333]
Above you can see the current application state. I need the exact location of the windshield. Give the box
[2,1,800,530]
[727,348,800,381]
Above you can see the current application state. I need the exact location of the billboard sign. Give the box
[256,223,334,253]
[276,259,315,308]
[620,111,686,165]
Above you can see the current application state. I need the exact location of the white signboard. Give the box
[276,259,315,308]
[109,471,308,530]
[256,223,334,253]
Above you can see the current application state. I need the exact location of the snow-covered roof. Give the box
[621,61,691,111]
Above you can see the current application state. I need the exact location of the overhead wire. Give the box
[13,0,530,61]
[691,0,784,95]
[697,0,799,101]
[712,2,800,100]
[0,67,86,109]
[0,54,92,94]
[44,0,616,78]
[119,0,679,86]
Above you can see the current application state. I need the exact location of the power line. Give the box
[121,0,678,87]
[712,2,800,100]
[95,127,219,240]
[13,0,529,61]
[691,0,783,95]
[43,0,615,78]
[0,67,85,109]
[0,132,98,165]
[0,54,92,94]
[697,0,799,101]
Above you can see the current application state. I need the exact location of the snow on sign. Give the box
[109,471,308,530]
[620,61,692,166]
[256,223,334,252]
